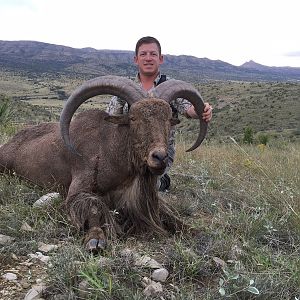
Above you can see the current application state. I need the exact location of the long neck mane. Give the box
[110,134,179,236]
[118,167,168,235]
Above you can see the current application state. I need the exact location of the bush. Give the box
[0,96,14,125]
[243,126,254,144]
[257,133,270,145]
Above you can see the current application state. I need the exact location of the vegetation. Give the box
[1,41,300,82]
[0,97,14,125]
[0,71,299,299]
[2,142,300,299]
[243,126,254,144]
[1,70,299,142]
[0,127,299,299]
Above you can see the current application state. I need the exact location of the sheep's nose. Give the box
[147,149,168,174]
[151,151,168,164]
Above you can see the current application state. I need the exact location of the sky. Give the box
[0,0,300,67]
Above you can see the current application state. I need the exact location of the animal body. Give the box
[0,76,207,252]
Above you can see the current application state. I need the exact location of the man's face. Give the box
[134,42,164,76]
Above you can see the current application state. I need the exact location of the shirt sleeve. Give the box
[171,98,192,118]
[106,96,128,115]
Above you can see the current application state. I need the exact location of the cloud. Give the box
[1,0,300,67]
[0,0,34,8]
[285,51,300,57]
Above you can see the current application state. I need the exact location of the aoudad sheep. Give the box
[0,75,207,252]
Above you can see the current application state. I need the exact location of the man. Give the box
[107,36,213,191]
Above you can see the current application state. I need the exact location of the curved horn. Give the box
[153,79,207,152]
[60,75,147,154]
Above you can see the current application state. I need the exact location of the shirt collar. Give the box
[135,72,163,87]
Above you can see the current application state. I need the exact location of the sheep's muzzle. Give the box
[147,148,168,175]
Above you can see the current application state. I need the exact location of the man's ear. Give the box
[159,54,164,64]
[104,114,129,125]
[171,117,180,126]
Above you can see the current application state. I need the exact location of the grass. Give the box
[0,78,299,299]
[172,138,300,299]
[181,81,300,141]
[1,69,300,140]
[1,133,299,299]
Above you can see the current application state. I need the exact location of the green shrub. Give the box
[257,133,270,145]
[0,96,14,125]
[243,126,254,144]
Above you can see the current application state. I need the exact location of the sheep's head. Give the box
[129,99,172,174]
[104,98,178,174]
[60,75,207,162]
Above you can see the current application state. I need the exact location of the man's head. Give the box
[135,36,161,56]
[134,36,164,77]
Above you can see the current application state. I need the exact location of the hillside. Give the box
[0,41,299,300]
[0,40,299,142]
[1,40,300,82]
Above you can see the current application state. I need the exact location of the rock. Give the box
[36,278,43,284]
[0,234,15,245]
[28,252,50,264]
[21,222,34,232]
[134,255,163,269]
[229,244,243,260]
[24,283,46,300]
[78,280,90,299]
[141,277,152,287]
[120,248,163,268]
[38,242,58,253]
[11,253,19,260]
[120,248,134,256]
[98,256,112,268]
[143,281,163,297]
[2,272,17,281]
[213,257,226,268]
[151,268,169,282]
[134,254,150,266]
[33,192,60,208]
[20,260,34,267]
[119,248,136,261]
[20,279,31,289]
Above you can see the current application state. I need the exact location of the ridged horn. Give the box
[60,75,147,155]
[153,79,207,152]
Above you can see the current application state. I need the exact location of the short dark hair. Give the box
[135,36,161,56]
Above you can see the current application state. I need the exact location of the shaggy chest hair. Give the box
[110,172,164,235]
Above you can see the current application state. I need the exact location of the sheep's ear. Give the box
[171,117,180,126]
[104,114,129,125]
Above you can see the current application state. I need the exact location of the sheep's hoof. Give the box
[85,238,107,254]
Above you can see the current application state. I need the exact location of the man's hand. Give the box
[202,102,213,122]
[187,102,213,122]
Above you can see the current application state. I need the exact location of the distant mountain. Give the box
[0,40,300,82]
[241,60,270,70]
[240,60,300,79]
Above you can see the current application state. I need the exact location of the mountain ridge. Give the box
[0,40,299,82]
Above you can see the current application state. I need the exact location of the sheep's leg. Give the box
[84,227,107,254]
[64,177,118,253]
[64,192,107,252]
